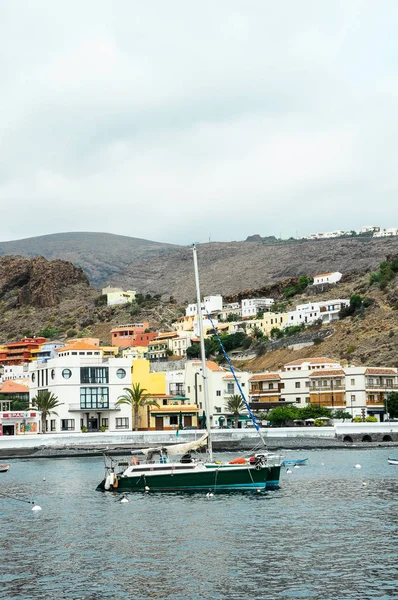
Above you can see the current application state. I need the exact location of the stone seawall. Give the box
[0,424,397,459]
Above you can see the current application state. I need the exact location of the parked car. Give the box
[183,426,198,430]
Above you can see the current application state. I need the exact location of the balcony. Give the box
[68,403,121,412]
[366,399,384,406]
[311,385,345,392]
[365,383,398,390]
[169,385,185,396]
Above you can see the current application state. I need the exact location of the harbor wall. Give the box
[0,424,397,458]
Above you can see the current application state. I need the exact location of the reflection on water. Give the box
[0,448,397,599]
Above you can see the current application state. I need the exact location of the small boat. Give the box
[97,246,282,494]
[0,464,10,473]
[388,458,398,465]
[282,458,308,466]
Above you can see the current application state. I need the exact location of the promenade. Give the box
[0,423,397,458]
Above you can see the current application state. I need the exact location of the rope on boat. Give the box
[206,310,267,449]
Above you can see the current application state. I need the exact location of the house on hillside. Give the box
[313,272,342,286]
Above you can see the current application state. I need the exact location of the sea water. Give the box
[0,448,397,600]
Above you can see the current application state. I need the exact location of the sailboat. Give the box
[96,246,282,493]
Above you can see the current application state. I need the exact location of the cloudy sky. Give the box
[1,1,397,244]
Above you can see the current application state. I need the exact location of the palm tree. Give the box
[226,394,245,429]
[31,390,63,433]
[116,383,160,431]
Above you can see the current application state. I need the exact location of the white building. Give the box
[287,299,348,326]
[102,286,136,306]
[185,295,223,317]
[373,228,398,238]
[171,332,192,357]
[313,272,342,286]
[184,361,250,427]
[361,225,380,234]
[1,364,30,383]
[241,298,274,318]
[28,341,133,433]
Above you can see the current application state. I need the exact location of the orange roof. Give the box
[56,341,101,352]
[315,272,335,278]
[249,373,281,381]
[0,380,29,394]
[365,368,397,375]
[206,361,224,372]
[310,369,345,377]
[285,357,337,366]
[223,374,241,379]
[157,332,179,339]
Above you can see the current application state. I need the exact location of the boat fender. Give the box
[131,457,139,465]
[229,457,246,465]
[110,472,115,486]
[104,474,112,490]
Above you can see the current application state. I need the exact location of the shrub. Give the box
[313,337,323,345]
[365,415,378,422]
[353,416,363,423]
[94,294,107,307]
[66,329,77,338]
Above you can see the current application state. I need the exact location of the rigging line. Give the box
[0,491,34,505]
[206,311,267,449]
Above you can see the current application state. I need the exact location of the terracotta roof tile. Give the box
[0,380,29,394]
[285,357,338,366]
[249,373,280,381]
[56,341,100,352]
[365,368,397,375]
[310,369,345,377]
[206,361,224,372]
[314,272,335,278]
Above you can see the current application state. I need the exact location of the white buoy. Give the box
[120,497,129,503]
[321,463,324,466]
[294,465,300,469]
[256,489,261,493]
[354,464,362,469]
[43,477,46,481]
[362,482,367,487]
[144,486,150,492]
[286,469,292,474]
[32,505,42,511]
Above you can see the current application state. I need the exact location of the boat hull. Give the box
[282,458,308,466]
[388,458,398,465]
[97,464,281,493]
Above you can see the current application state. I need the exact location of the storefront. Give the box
[0,411,39,435]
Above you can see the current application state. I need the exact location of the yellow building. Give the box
[131,359,198,430]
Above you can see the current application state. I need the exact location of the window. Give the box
[269,382,274,389]
[241,382,245,387]
[199,385,202,392]
[61,419,75,431]
[279,383,285,389]
[351,395,356,402]
[101,418,109,428]
[163,399,168,405]
[305,381,310,387]
[80,367,108,384]
[116,418,129,429]
[50,419,56,431]
[351,379,355,385]
[296,398,301,403]
[116,368,126,379]
[305,397,310,403]
[51,369,55,380]
[31,373,35,382]
[216,390,221,396]
[80,387,109,409]
[62,369,72,379]
[215,407,221,413]
[295,382,301,389]
[227,383,234,394]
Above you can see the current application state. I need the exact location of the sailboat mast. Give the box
[192,245,213,461]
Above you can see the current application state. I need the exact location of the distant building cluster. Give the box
[299,225,398,240]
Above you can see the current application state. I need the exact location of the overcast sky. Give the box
[1,1,397,244]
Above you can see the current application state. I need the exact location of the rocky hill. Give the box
[112,236,398,301]
[0,256,182,344]
[0,232,177,286]
[2,233,398,299]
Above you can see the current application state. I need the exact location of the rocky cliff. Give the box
[0,256,89,309]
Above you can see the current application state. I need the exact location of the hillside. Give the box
[2,233,398,298]
[234,271,398,370]
[0,256,182,344]
[0,232,177,287]
[112,236,398,300]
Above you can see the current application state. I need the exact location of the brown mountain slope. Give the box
[111,237,398,300]
[0,232,178,286]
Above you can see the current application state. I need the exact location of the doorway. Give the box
[155,417,163,431]
[88,417,98,431]
[3,424,15,436]
[184,416,192,427]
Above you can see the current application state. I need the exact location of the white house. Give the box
[28,341,133,433]
[361,225,380,234]
[172,332,192,357]
[241,298,274,318]
[185,295,223,316]
[313,272,342,286]
[102,286,136,306]
[373,228,398,238]
[286,299,348,326]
